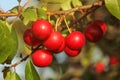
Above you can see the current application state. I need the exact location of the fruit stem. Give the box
[2,55,30,72]
[64,17,71,33]
[48,15,51,22]
[55,17,60,31]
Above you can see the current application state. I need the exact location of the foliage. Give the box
[0,0,120,80]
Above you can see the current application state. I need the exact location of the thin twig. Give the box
[2,44,41,72]
[0,0,103,17]
[70,5,100,27]
[10,0,31,26]
[46,0,103,15]
[0,13,17,17]
[2,55,30,72]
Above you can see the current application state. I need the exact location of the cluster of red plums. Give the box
[23,19,107,67]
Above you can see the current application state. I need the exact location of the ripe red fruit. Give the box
[44,31,65,51]
[84,20,107,42]
[64,47,81,57]
[32,50,53,67]
[52,38,65,53]
[94,20,107,35]
[32,20,53,41]
[94,62,105,73]
[109,56,119,65]
[66,31,85,50]
[23,28,41,46]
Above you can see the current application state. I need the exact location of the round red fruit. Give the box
[44,31,64,51]
[85,24,103,42]
[32,20,53,41]
[64,47,81,57]
[94,62,105,73]
[109,56,119,65]
[32,50,53,67]
[84,20,107,42]
[94,20,107,35]
[53,38,65,53]
[66,31,85,50]
[23,28,41,46]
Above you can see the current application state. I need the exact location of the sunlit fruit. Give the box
[44,31,65,51]
[66,31,85,50]
[32,50,53,67]
[32,19,53,41]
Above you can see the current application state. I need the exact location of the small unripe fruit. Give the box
[23,28,41,46]
[66,31,85,50]
[32,20,53,41]
[32,50,53,67]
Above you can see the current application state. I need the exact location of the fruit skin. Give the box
[66,31,85,50]
[84,24,103,42]
[64,47,81,57]
[94,62,105,73]
[32,50,53,67]
[52,38,65,53]
[94,20,107,35]
[84,20,107,42]
[23,28,41,46]
[109,56,119,65]
[44,31,65,51]
[32,19,53,41]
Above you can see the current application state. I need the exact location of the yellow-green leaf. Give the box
[37,8,47,20]
[72,0,82,7]
[105,0,120,20]
[21,8,37,25]
[61,0,72,10]
[0,21,18,63]
[5,71,21,80]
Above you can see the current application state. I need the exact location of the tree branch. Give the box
[2,44,42,72]
[70,5,100,27]
[11,0,31,25]
[0,13,17,17]
[0,0,103,17]
[46,0,103,15]
[2,55,30,72]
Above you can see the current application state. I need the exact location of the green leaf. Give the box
[5,71,21,80]
[0,21,18,64]
[37,8,47,20]
[6,26,18,63]
[40,0,64,3]
[21,8,37,25]
[25,59,40,80]
[9,6,19,14]
[105,0,120,20]
[61,0,72,10]
[72,0,82,7]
